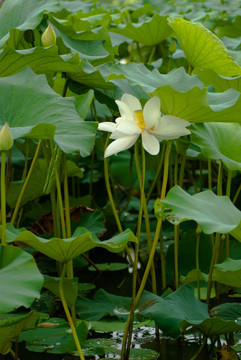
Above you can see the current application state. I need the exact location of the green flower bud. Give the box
[41,24,56,47]
[0,123,13,151]
[169,39,177,54]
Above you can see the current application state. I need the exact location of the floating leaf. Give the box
[20,318,88,354]
[5,224,136,262]
[0,245,43,314]
[88,263,128,271]
[191,123,241,170]
[169,18,241,76]
[155,185,241,234]
[76,288,132,321]
[0,67,97,155]
[0,311,39,355]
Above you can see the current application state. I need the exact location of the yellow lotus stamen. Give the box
[134,110,145,131]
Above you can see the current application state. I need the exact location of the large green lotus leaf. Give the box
[0,245,43,314]
[99,63,204,93]
[194,68,241,92]
[75,90,94,119]
[168,18,241,76]
[20,318,88,354]
[52,24,113,66]
[0,47,82,77]
[7,159,83,208]
[212,258,241,288]
[155,185,241,234]
[69,59,114,90]
[150,83,241,123]
[231,221,241,242]
[139,285,241,338]
[110,14,172,46]
[139,285,208,339]
[211,302,241,321]
[180,317,241,337]
[216,15,241,38]
[0,0,59,48]
[76,288,132,321]
[0,67,97,155]
[5,225,136,262]
[190,123,241,170]
[0,311,39,355]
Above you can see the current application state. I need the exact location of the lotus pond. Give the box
[1,0,241,359]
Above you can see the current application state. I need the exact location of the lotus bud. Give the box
[169,39,177,54]
[41,24,56,47]
[0,123,13,151]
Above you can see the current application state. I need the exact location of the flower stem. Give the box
[11,140,42,225]
[196,226,201,300]
[225,170,232,258]
[206,160,222,306]
[121,141,172,360]
[104,135,123,233]
[1,151,6,245]
[59,263,85,360]
[49,142,66,238]
[124,143,146,360]
[62,154,76,325]
[103,135,134,267]
[146,143,165,203]
[147,46,156,64]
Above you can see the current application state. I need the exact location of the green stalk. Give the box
[104,135,123,233]
[1,151,6,245]
[196,226,201,300]
[49,142,66,239]
[124,143,145,360]
[174,225,179,289]
[63,154,76,324]
[103,135,134,267]
[121,141,172,360]
[159,229,166,290]
[174,152,186,290]
[146,143,165,203]
[206,160,222,306]
[208,159,212,190]
[59,263,85,360]
[147,46,156,65]
[11,140,42,225]
[233,183,241,205]
[225,170,232,258]
[190,336,207,360]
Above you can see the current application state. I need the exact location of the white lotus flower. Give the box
[98,94,191,157]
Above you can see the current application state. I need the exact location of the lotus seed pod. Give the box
[0,123,13,151]
[41,24,56,47]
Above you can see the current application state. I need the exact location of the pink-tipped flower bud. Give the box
[0,123,13,151]
[41,24,56,47]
